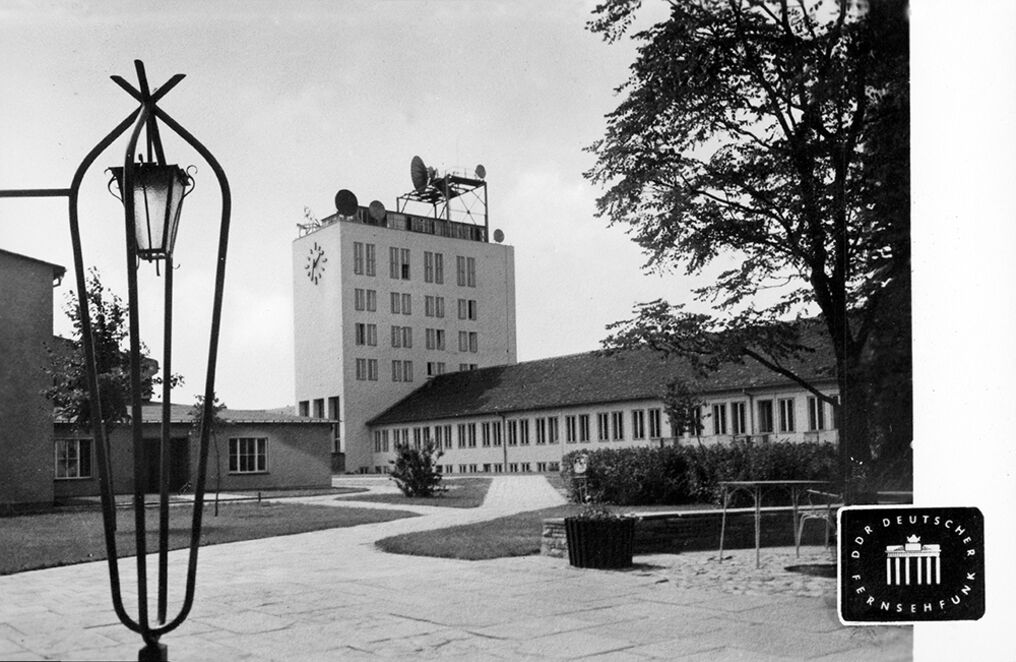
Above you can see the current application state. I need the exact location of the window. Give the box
[458,331,467,352]
[536,418,547,445]
[355,323,377,346]
[597,412,609,441]
[55,438,92,479]
[807,396,826,431]
[353,242,364,275]
[374,431,383,453]
[579,414,591,442]
[389,247,411,279]
[467,423,477,448]
[648,408,662,438]
[423,251,444,284]
[565,415,577,443]
[457,299,478,321]
[457,424,467,448]
[731,402,747,435]
[611,411,625,440]
[468,332,478,353]
[425,328,446,351]
[466,257,476,287]
[757,400,774,433]
[442,424,452,449]
[413,427,423,449]
[298,401,309,417]
[390,326,412,349]
[712,403,728,435]
[482,422,492,447]
[365,244,376,276]
[426,361,445,377]
[391,292,401,314]
[507,420,518,446]
[355,288,377,312]
[456,255,477,287]
[313,398,324,418]
[778,398,795,432]
[548,417,559,444]
[519,418,530,445]
[327,396,340,420]
[492,421,502,447]
[459,363,478,371]
[229,437,267,474]
[391,360,414,382]
[355,358,378,381]
[632,410,645,440]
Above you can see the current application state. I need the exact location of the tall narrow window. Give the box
[389,246,399,279]
[434,253,444,284]
[390,292,401,314]
[468,332,478,353]
[458,331,468,352]
[313,398,324,418]
[579,414,591,442]
[466,257,476,287]
[565,415,577,443]
[535,418,547,445]
[758,400,774,433]
[631,410,645,440]
[597,413,609,441]
[807,396,826,431]
[401,293,411,315]
[354,288,365,311]
[492,421,502,446]
[778,398,795,432]
[519,419,530,445]
[548,417,559,444]
[365,244,376,276]
[456,255,466,286]
[731,402,747,435]
[507,420,518,446]
[353,242,364,275]
[424,251,435,283]
[712,403,728,435]
[648,408,662,438]
[366,289,376,311]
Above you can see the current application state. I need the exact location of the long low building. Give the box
[54,403,335,500]
[366,338,839,475]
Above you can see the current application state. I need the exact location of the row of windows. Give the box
[371,462,561,475]
[352,242,478,288]
[54,438,269,479]
[704,396,834,436]
[354,289,478,322]
[374,409,665,453]
[299,396,340,420]
[352,326,478,353]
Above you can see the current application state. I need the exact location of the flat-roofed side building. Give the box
[0,249,65,508]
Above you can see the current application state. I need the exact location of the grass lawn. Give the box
[0,502,417,575]
[375,502,716,560]
[334,477,492,509]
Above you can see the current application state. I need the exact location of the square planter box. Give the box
[564,517,635,569]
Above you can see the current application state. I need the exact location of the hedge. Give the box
[561,440,837,507]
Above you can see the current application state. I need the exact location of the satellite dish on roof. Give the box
[368,200,387,223]
[411,155,430,192]
[493,228,504,243]
[334,189,358,216]
[475,164,486,180]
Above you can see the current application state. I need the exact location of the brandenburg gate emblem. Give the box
[885,535,941,585]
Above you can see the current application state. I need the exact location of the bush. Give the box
[389,442,445,497]
[561,440,837,507]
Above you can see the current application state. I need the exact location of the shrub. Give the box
[561,441,837,507]
[389,442,445,497]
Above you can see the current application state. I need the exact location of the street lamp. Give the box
[0,60,230,662]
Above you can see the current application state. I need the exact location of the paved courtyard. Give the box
[0,476,910,660]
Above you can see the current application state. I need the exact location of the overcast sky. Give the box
[0,0,699,410]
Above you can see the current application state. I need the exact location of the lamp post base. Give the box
[139,641,167,661]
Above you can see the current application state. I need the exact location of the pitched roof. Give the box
[56,402,333,426]
[368,326,836,426]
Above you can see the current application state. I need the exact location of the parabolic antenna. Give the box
[335,189,358,216]
[368,200,387,223]
[475,164,486,180]
[493,228,504,243]
[411,156,429,192]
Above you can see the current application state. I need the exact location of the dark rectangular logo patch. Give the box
[838,506,984,624]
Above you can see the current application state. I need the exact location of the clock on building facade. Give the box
[305,242,326,284]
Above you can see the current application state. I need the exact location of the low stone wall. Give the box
[542,509,833,558]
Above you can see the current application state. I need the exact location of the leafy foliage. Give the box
[562,442,837,507]
[45,268,181,431]
[585,0,911,494]
[389,442,445,497]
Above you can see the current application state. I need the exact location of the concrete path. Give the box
[0,476,910,661]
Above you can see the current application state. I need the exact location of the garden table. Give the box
[717,480,829,568]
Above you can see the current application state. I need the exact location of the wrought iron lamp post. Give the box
[0,60,230,661]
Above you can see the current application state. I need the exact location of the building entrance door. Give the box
[144,438,190,493]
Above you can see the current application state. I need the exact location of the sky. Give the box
[1,1,1015,653]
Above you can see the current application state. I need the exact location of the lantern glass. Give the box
[110,163,190,260]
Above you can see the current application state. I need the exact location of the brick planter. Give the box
[564,517,635,569]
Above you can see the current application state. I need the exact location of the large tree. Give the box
[586,0,910,499]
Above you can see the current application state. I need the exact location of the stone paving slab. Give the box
[0,476,911,661]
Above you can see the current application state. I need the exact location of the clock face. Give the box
[305,242,326,284]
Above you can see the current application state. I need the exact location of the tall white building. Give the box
[293,175,517,472]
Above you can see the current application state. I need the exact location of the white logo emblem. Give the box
[885,535,941,585]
